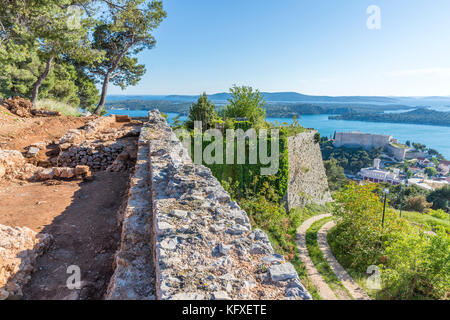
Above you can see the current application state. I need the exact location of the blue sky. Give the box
[108,0,450,97]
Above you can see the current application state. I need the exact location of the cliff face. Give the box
[286,131,332,210]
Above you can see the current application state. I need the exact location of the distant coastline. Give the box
[329,108,450,127]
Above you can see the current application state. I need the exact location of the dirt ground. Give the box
[0,110,139,300]
[0,106,89,152]
[0,170,129,300]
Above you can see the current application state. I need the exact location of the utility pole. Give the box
[382,188,389,229]
[399,185,404,218]
[399,181,408,218]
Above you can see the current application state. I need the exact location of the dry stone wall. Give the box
[56,116,139,171]
[286,131,332,210]
[105,121,156,300]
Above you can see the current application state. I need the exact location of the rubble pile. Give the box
[0,97,33,117]
[0,225,52,300]
[0,149,36,180]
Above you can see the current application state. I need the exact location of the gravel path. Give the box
[318,221,371,300]
[296,214,338,300]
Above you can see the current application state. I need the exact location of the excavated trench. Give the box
[0,116,143,300]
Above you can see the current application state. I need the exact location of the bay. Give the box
[106,110,450,159]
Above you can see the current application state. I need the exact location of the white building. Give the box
[358,159,401,185]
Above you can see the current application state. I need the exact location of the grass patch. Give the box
[35,99,81,117]
[305,217,353,299]
[399,210,450,234]
[2,110,14,117]
[390,143,407,149]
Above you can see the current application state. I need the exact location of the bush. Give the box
[380,227,449,299]
[332,183,406,271]
[405,196,432,213]
[332,183,450,299]
[314,132,320,144]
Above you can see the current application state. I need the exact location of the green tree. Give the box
[427,186,450,211]
[90,0,166,115]
[0,1,101,105]
[425,167,437,178]
[185,92,217,131]
[413,142,427,152]
[323,158,348,192]
[222,85,266,127]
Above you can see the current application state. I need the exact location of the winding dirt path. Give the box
[318,221,371,300]
[296,214,338,300]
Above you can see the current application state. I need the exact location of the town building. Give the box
[358,159,401,185]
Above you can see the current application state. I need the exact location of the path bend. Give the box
[296,214,338,300]
[318,221,371,300]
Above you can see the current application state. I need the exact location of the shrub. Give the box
[380,227,449,299]
[314,132,320,144]
[332,183,450,299]
[405,196,432,213]
[332,183,407,272]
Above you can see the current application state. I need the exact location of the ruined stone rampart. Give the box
[334,131,392,149]
[286,131,332,210]
[106,110,312,300]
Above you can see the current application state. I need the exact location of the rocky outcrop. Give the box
[286,131,332,210]
[0,225,52,300]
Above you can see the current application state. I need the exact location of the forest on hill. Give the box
[330,108,450,127]
[105,98,414,117]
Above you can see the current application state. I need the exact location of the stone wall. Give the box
[105,120,155,300]
[386,144,407,161]
[285,131,332,210]
[106,110,312,300]
[56,116,139,171]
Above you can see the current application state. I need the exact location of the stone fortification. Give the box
[286,131,332,210]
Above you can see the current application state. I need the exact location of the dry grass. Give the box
[35,99,81,117]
